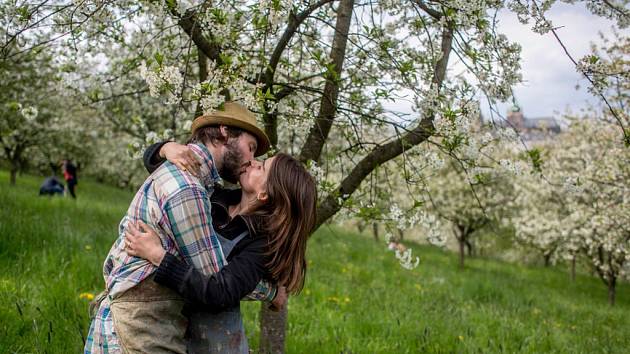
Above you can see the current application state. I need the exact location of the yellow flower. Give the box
[532,307,541,315]
[305,289,311,296]
[458,335,464,341]
[79,292,95,301]
[344,297,350,303]
[85,245,92,250]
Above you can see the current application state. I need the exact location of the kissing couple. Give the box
[85,102,317,353]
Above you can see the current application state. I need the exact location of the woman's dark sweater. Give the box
[143,142,274,313]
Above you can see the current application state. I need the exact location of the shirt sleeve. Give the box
[153,237,277,312]
[143,141,170,174]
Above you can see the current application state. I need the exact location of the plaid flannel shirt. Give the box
[85,143,276,353]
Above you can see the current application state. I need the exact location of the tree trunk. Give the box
[464,239,473,256]
[398,228,404,241]
[608,277,616,306]
[356,222,365,234]
[259,302,288,353]
[10,166,17,185]
[570,256,576,282]
[372,223,378,241]
[458,238,465,269]
[543,253,551,267]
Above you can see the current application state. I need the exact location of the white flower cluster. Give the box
[389,204,406,230]
[426,151,445,170]
[506,0,554,34]
[499,158,522,176]
[145,131,159,144]
[387,203,425,231]
[191,60,261,115]
[421,212,446,247]
[20,106,38,121]
[258,0,287,32]
[562,176,582,195]
[139,62,183,104]
[395,248,420,270]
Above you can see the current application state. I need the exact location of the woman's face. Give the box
[239,156,276,199]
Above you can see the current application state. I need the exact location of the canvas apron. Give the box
[186,230,249,354]
[99,230,250,354]
[109,274,188,354]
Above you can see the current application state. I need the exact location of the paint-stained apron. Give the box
[186,231,249,354]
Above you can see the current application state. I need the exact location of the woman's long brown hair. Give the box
[245,153,317,294]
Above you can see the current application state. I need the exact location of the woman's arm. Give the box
[143,141,170,173]
[143,141,201,176]
[125,221,278,312]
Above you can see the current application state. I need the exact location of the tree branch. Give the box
[314,23,455,229]
[298,0,355,163]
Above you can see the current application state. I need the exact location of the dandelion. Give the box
[84,245,92,251]
[79,292,95,301]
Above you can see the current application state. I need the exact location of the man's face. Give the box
[219,131,258,184]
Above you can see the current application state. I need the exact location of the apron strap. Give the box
[220,230,250,258]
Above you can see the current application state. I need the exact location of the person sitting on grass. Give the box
[39,176,64,196]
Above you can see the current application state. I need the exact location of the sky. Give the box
[379,3,628,122]
[483,2,628,119]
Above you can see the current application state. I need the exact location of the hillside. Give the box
[1,171,628,353]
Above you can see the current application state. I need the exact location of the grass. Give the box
[1,170,629,353]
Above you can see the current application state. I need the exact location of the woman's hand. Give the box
[160,142,202,177]
[125,220,166,266]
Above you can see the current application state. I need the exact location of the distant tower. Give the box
[507,104,524,130]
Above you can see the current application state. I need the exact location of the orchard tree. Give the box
[423,152,517,268]
[555,119,629,305]
[514,118,629,305]
[0,42,60,185]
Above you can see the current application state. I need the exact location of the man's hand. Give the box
[269,286,287,312]
[160,142,202,177]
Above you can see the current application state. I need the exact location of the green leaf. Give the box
[165,0,177,11]
[154,52,164,66]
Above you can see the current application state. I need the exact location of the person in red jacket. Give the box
[62,159,78,198]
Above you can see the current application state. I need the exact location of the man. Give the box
[85,102,283,353]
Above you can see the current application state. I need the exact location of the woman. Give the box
[125,143,317,352]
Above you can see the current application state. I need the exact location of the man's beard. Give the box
[218,139,244,184]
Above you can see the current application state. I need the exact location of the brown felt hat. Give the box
[191,101,270,157]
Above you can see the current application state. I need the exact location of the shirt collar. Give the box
[188,143,221,188]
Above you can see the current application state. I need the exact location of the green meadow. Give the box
[1,170,628,353]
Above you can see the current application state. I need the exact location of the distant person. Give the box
[39,176,64,196]
[62,159,78,198]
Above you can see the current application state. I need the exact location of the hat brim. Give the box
[192,114,271,157]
